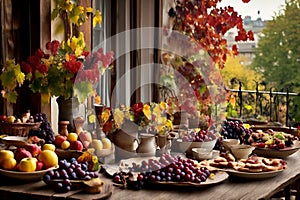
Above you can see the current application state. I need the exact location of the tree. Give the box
[251,0,300,91]
[161,0,254,127]
[222,55,263,90]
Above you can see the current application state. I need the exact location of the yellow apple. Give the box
[19,157,37,172]
[38,150,58,169]
[42,143,56,151]
[1,158,17,170]
[0,150,14,164]
[61,140,70,150]
[67,132,78,142]
[101,138,112,149]
[5,116,15,123]
[91,139,103,150]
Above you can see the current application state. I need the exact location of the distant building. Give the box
[225,16,269,64]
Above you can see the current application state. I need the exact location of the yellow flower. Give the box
[74,47,83,57]
[86,7,93,13]
[143,104,151,120]
[165,119,173,129]
[101,109,111,124]
[95,95,101,104]
[70,36,78,51]
[78,6,84,12]
[66,3,73,12]
[93,10,102,27]
[65,53,70,62]
[159,101,167,110]
[114,108,124,128]
[153,104,162,116]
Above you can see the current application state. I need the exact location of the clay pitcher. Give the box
[113,129,138,160]
[136,133,157,157]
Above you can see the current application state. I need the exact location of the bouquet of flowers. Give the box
[21,32,114,104]
[112,102,173,135]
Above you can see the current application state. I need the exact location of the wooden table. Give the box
[0,151,300,200]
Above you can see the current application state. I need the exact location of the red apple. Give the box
[26,144,41,157]
[35,161,44,171]
[0,115,7,122]
[70,140,83,151]
[54,135,67,147]
[15,148,32,163]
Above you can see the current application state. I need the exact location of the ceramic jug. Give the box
[113,129,138,160]
[136,133,157,157]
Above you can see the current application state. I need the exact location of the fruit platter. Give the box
[246,130,300,158]
[200,152,287,180]
[0,143,59,181]
[106,154,228,190]
[219,120,300,158]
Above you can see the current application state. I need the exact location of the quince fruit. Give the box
[67,132,78,142]
[38,150,58,169]
[1,158,17,170]
[61,140,70,150]
[0,150,14,164]
[91,139,103,150]
[42,143,56,151]
[5,116,15,123]
[101,138,112,149]
[19,157,37,172]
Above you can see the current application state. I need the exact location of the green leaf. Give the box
[4,91,18,104]
[51,8,59,20]
[74,82,93,103]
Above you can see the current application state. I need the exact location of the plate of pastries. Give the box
[199,152,287,180]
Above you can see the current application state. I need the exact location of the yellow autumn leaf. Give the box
[16,72,25,86]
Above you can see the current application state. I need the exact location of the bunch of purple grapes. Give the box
[112,154,211,190]
[32,113,55,144]
[219,120,252,143]
[43,158,98,193]
[182,129,217,142]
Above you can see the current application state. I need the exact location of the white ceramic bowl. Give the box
[230,144,255,160]
[175,138,217,154]
[223,139,240,151]
[191,148,213,160]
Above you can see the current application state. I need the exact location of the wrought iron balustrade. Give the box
[226,81,300,127]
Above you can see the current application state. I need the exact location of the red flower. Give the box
[46,40,60,55]
[132,102,144,115]
[35,63,48,74]
[64,58,83,74]
[21,61,32,74]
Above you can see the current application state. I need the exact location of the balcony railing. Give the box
[226,80,300,127]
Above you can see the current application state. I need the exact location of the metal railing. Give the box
[226,81,300,127]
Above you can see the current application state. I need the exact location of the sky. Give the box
[219,0,286,20]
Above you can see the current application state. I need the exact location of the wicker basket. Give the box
[0,121,41,137]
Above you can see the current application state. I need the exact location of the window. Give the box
[93,0,162,107]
